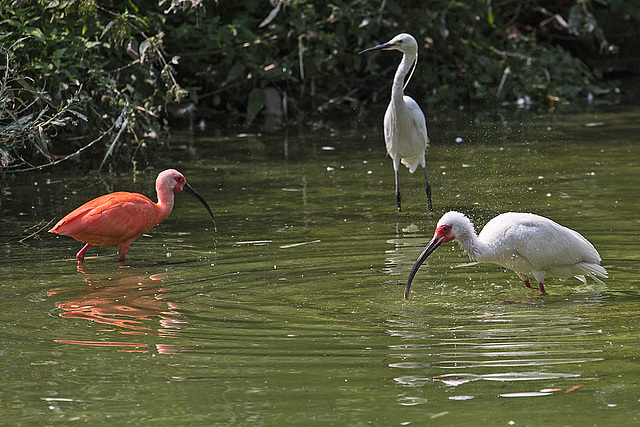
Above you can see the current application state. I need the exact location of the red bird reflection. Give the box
[49,268,187,354]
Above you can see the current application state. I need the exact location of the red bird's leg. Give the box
[523,279,533,289]
[76,243,90,263]
[538,282,548,296]
[118,243,131,263]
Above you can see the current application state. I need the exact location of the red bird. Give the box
[50,169,215,263]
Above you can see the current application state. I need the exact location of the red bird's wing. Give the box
[50,192,161,247]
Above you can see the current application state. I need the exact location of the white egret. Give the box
[405,211,608,299]
[360,33,433,212]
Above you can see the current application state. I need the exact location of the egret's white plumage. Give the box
[360,33,433,212]
[405,211,608,299]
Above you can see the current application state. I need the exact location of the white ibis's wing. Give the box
[482,213,601,269]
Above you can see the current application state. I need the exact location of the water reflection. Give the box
[48,267,186,354]
[387,311,604,398]
[384,223,428,278]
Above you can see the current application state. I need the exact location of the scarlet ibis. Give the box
[49,169,215,263]
[359,33,433,212]
[405,211,608,299]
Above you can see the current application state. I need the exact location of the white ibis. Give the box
[405,211,608,299]
[359,33,433,212]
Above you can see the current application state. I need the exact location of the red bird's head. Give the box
[156,169,215,223]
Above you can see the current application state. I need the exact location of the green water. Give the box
[2,104,639,425]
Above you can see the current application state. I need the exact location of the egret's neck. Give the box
[391,52,416,105]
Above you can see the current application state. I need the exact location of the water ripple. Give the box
[387,312,604,390]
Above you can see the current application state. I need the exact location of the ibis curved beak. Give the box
[358,41,394,55]
[404,235,443,300]
[183,183,215,224]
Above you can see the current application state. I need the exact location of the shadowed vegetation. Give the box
[1,0,638,171]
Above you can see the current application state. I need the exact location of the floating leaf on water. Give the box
[449,395,474,401]
[397,396,428,406]
[430,411,449,419]
[564,384,584,393]
[452,262,479,268]
[500,392,553,398]
[280,240,321,249]
[236,240,272,246]
[402,224,420,233]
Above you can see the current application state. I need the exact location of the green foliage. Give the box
[0,0,185,171]
[1,0,634,171]
[163,0,619,118]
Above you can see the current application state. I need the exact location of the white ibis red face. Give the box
[404,223,456,300]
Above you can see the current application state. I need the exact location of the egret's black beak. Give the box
[358,41,394,55]
[183,183,215,224]
[404,235,443,300]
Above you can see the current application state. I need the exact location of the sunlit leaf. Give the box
[258,0,282,28]
[67,110,88,122]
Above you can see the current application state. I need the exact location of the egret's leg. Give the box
[422,166,433,212]
[393,157,401,212]
[523,279,533,289]
[76,243,90,263]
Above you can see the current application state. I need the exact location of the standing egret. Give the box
[50,169,215,263]
[405,211,608,299]
[360,33,433,212]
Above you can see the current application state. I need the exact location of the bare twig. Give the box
[19,218,57,244]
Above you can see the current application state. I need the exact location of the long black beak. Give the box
[405,236,443,300]
[358,41,394,55]
[183,183,215,225]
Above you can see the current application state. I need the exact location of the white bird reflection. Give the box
[387,311,605,397]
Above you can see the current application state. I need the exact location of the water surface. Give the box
[2,104,639,424]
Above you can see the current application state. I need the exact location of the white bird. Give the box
[359,33,433,212]
[405,211,608,299]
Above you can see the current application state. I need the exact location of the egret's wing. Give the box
[403,96,429,147]
[383,103,394,152]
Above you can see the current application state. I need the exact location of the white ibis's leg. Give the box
[538,282,548,296]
